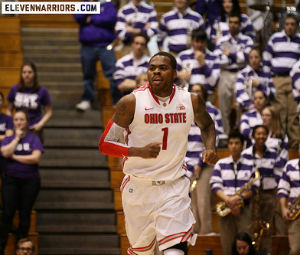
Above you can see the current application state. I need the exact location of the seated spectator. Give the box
[176,28,220,104]
[235,48,275,111]
[135,73,148,88]
[210,131,258,254]
[210,0,255,45]
[214,14,253,135]
[73,2,119,109]
[0,92,13,175]
[113,33,149,97]
[232,232,256,255]
[157,0,205,56]
[6,62,52,142]
[0,109,43,254]
[240,90,267,147]
[16,238,34,255]
[115,0,158,56]
[186,84,224,235]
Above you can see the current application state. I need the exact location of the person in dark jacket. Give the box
[74,0,120,110]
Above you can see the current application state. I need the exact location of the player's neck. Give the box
[153,86,173,98]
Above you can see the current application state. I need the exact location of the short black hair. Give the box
[252,125,268,138]
[149,51,177,70]
[228,130,244,145]
[229,12,242,23]
[191,28,207,42]
[131,32,149,44]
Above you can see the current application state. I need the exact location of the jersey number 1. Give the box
[161,127,168,150]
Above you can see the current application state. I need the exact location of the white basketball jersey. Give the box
[123,84,194,180]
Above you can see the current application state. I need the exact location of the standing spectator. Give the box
[0,92,13,175]
[278,150,300,255]
[290,59,300,114]
[74,1,119,109]
[242,125,281,254]
[186,84,224,235]
[113,33,149,98]
[214,14,253,135]
[6,62,52,142]
[210,131,258,254]
[0,110,43,254]
[210,0,255,44]
[262,105,288,235]
[16,238,34,255]
[240,90,267,147]
[263,13,300,148]
[235,48,275,111]
[157,0,205,56]
[195,0,222,29]
[115,0,158,56]
[176,28,220,104]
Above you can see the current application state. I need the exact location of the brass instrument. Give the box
[252,220,270,250]
[216,170,260,217]
[288,195,300,221]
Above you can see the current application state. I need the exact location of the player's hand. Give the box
[130,142,161,159]
[202,150,218,166]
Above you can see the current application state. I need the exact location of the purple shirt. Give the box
[7,84,51,126]
[1,133,44,179]
[0,113,13,135]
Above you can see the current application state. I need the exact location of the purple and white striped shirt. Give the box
[278,158,300,205]
[235,65,275,109]
[266,135,289,170]
[176,48,220,94]
[113,52,149,87]
[157,7,205,53]
[214,33,253,70]
[210,14,255,42]
[290,60,300,110]
[185,101,224,172]
[242,145,281,190]
[240,108,262,143]
[263,30,300,75]
[210,155,258,195]
[115,1,158,42]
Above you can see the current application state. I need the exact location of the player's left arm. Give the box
[191,93,218,165]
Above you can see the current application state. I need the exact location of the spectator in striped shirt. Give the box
[115,0,158,56]
[242,125,282,254]
[290,59,300,113]
[185,84,224,235]
[210,131,258,254]
[210,0,255,45]
[263,13,300,149]
[157,0,205,56]
[240,90,267,147]
[278,151,300,255]
[235,48,275,112]
[261,105,288,236]
[113,33,150,100]
[214,14,253,135]
[176,28,220,104]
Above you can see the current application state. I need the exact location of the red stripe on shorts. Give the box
[129,237,156,253]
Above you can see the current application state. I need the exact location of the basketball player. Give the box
[99,52,218,255]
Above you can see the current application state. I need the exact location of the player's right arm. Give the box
[99,94,161,158]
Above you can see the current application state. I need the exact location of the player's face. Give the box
[223,0,233,14]
[236,240,250,255]
[253,127,267,147]
[249,50,261,70]
[21,65,35,87]
[148,55,176,96]
[253,91,266,111]
[284,17,298,37]
[192,39,207,52]
[229,17,240,36]
[228,138,243,157]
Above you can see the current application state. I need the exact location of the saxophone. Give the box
[216,170,260,217]
[252,220,270,250]
[288,195,300,220]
